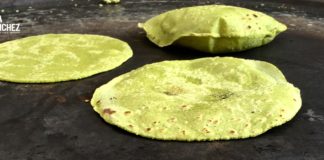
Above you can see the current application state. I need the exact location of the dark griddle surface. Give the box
[0,0,324,160]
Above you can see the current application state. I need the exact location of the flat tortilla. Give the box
[0,34,132,83]
[91,57,301,141]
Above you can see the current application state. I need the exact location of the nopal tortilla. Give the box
[0,34,132,83]
[138,5,287,54]
[91,57,301,141]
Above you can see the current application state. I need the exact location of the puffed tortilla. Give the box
[91,57,301,141]
[139,5,287,54]
[0,34,132,83]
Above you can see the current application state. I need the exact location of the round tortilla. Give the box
[0,34,132,83]
[139,5,287,54]
[91,57,301,141]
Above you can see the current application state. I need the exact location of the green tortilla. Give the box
[139,5,287,54]
[0,34,132,83]
[91,57,301,141]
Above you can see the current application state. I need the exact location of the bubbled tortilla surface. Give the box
[91,57,301,141]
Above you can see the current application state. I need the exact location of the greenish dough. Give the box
[91,57,301,141]
[138,5,287,54]
[0,34,132,83]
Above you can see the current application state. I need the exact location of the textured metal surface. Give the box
[0,0,324,160]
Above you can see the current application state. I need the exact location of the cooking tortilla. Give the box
[138,5,287,54]
[0,34,132,83]
[91,57,301,141]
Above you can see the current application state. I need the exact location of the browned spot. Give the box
[247,25,252,29]
[163,107,167,110]
[164,91,174,95]
[258,27,261,30]
[207,119,212,123]
[293,98,297,101]
[153,121,157,125]
[55,95,66,103]
[124,111,131,115]
[146,128,151,132]
[181,105,188,109]
[103,108,116,115]
[164,86,184,96]
[253,14,258,18]
[251,111,255,114]
[128,125,133,128]
[265,35,272,38]
[182,130,186,135]
[96,100,101,105]
[229,130,235,134]
[281,109,285,112]
[213,120,218,124]
[246,14,249,16]
[279,114,283,117]
[202,128,210,133]
[168,117,177,122]
[245,124,249,127]
[109,97,117,100]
